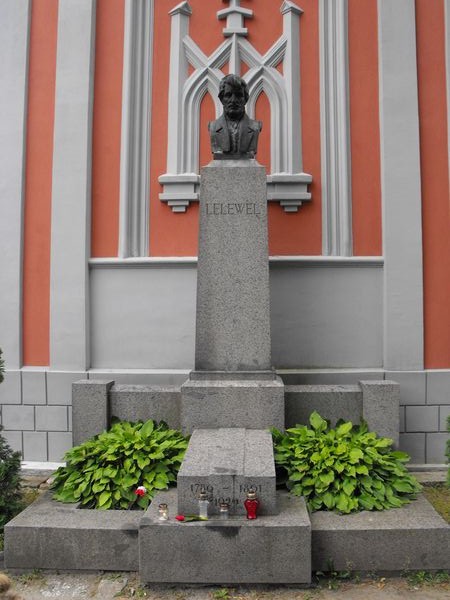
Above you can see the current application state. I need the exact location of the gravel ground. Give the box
[2,571,450,600]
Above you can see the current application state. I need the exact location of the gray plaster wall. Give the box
[90,259,382,370]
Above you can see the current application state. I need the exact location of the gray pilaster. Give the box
[50,0,96,370]
[0,0,31,369]
[378,0,424,370]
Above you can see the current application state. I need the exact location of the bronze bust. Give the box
[209,75,262,159]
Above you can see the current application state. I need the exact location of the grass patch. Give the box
[423,483,450,523]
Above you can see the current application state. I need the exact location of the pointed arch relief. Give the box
[159,0,312,212]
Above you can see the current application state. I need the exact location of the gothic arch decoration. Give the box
[159,0,312,213]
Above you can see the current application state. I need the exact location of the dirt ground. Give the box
[0,571,449,600]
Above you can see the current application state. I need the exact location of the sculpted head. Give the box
[218,74,249,121]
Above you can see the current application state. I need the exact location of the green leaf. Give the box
[309,411,327,432]
[140,420,155,437]
[336,422,352,437]
[98,491,111,507]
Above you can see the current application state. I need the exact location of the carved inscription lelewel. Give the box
[206,202,261,216]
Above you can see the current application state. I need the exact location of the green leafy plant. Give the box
[272,411,421,514]
[51,420,189,510]
[0,424,24,533]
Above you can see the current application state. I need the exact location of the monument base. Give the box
[177,428,277,516]
[180,372,285,433]
[139,489,311,585]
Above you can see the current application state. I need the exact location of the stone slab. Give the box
[311,494,450,572]
[177,429,276,516]
[195,161,271,372]
[110,384,181,429]
[72,380,114,445]
[140,489,311,584]
[360,380,400,446]
[285,385,362,428]
[4,491,142,571]
[181,376,284,432]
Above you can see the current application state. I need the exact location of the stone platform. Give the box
[5,490,450,578]
[140,489,311,584]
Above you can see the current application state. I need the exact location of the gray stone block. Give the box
[23,432,48,461]
[140,489,311,584]
[22,369,47,405]
[279,370,384,385]
[285,385,362,428]
[426,433,448,464]
[195,161,271,371]
[360,380,400,446]
[35,405,68,431]
[72,380,113,446]
[5,491,141,571]
[427,370,450,405]
[89,369,189,386]
[400,433,426,463]
[110,384,180,429]
[405,405,439,432]
[439,405,450,431]
[177,429,276,516]
[2,405,34,431]
[0,370,21,404]
[47,371,87,405]
[311,494,450,572]
[181,376,284,432]
[48,432,73,461]
[1,431,22,454]
[385,370,426,406]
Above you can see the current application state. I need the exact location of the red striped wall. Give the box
[416,0,450,368]
[149,0,322,256]
[22,0,58,366]
[348,0,382,256]
[91,0,125,258]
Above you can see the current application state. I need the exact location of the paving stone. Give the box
[177,428,276,516]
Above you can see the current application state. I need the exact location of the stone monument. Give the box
[181,74,285,433]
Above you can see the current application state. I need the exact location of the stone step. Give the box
[139,489,311,585]
[177,428,277,516]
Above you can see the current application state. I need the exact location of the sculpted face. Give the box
[221,83,246,121]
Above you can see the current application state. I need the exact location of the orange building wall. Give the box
[348,0,382,256]
[416,0,450,368]
[22,0,58,366]
[91,0,125,258]
[149,0,323,256]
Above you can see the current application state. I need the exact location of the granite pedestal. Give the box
[177,428,277,516]
[140,489,311,584]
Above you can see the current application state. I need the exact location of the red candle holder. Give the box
[244,490,260,519]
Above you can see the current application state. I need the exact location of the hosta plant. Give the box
[272,411,421,514]
[51,420,189,510]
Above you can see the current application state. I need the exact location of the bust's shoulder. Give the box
[208,115,226,132]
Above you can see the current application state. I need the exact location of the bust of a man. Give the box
[209,74,262,159]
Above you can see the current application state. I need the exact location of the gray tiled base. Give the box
[140,489,311,584]
[311,494,450,572]
[177,428,276,516]
[4,492,142,571]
